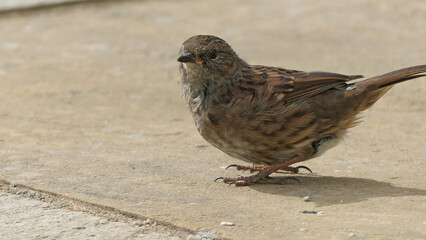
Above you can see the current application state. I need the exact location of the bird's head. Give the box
[178,35,245,99]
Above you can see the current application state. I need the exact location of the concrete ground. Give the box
[0,0,425,239]
[0,0,81,11]
[0,188,183,240]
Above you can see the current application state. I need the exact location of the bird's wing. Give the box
[241,65,363,102]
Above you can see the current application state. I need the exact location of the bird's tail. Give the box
[357,65,426,89]
[354,65,426,111]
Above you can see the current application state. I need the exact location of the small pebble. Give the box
[143,219,153,225]
[299,228,305,232]
[73,205,83,211]
[220,221,235,226]
[99,219,108,225]
[301,210,323,215]
[303,196,311,202]
[194,143,207,148]
[36,193,45,199]
[301,210,318,214]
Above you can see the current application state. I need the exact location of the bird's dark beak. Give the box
[177,52,196,63]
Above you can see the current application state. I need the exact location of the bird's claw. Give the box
[214,176,224,182]
[225,164,239,170]
[295,165,313,174]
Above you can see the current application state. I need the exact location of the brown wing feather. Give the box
[241,65,363,102]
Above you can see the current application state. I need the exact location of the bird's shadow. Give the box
[249,174,426,207]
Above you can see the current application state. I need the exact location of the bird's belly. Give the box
[196,117,312,165]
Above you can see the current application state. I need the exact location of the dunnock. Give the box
[178,35,426,186]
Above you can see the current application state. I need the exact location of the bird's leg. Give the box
[216,157,308,186]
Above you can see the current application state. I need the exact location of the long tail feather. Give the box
[357,65,426,90]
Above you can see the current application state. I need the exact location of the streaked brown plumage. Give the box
[178,35,426,186]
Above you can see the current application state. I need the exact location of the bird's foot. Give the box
[225,164,312,174]
[216,157,308,186]
[214,174,263,186]
[225,164,265,173]
[214,174,300,186]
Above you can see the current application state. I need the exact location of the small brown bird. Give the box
[177,35,426,186]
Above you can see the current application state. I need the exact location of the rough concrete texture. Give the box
[0,190,182,240]
[0,0,425,239]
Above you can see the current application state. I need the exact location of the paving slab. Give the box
[0,0,425,239]
[0,190,182,240]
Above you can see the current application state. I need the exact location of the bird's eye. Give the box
[209,51,217,59]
